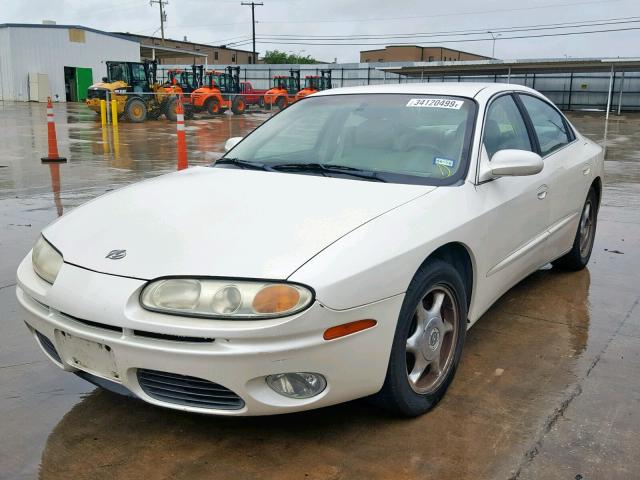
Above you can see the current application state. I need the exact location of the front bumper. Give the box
[16,256,402,416]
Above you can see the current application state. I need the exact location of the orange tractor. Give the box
[263,69,301,110]
[295,70,332,101]
[190,66,247,115]
[161,65,203,120]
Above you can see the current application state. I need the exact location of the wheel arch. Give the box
[418,242,475,311]
[591,176,602,211]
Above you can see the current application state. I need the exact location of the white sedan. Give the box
[16,83,603,416]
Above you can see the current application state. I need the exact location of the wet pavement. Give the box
[1,101,639,480]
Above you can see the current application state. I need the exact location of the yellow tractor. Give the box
[86,60,174,122]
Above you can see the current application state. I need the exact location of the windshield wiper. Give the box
[214,158,273,171]
[270,162,387,182]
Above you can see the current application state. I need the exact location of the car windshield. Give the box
[219,93,476,185]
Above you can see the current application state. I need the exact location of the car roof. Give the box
[313,82,536,99]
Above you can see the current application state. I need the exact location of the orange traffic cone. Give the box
[41,97,67,163]
[176,96,188,171]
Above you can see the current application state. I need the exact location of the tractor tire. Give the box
[148,108,162,120]
[276,96,287,111]
[231,96,246,115]
[164,98,178,122]
[205,97,222,115]
[125,98,147,123]
[258,96,265,109]
[184,104,195,120]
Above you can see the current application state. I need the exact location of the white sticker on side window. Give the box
[406,98,464,109]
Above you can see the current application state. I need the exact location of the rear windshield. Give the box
[223,93,477,186]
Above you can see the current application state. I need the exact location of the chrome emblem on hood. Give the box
[105,249,127,260]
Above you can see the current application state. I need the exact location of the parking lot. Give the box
[1,102,639,479]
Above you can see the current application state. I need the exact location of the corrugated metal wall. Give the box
[0,26,140,102]
[158,63,640,111]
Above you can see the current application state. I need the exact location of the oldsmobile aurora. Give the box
[17,83,603,416]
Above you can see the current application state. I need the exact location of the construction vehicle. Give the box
[263,69,301,110]
[86,60,177,122]
[295,70,332,101]
[160,65,203,120]
[190,66,248,115]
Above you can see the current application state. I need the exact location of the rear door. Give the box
[516,94,587,260]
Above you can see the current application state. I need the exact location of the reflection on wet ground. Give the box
[1,102,639,480]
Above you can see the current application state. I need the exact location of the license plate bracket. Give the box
[55,331,119,381]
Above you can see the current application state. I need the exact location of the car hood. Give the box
[44,167,434,280]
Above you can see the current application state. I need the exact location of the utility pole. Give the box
[150,0,168,44]
[241,2,263,64]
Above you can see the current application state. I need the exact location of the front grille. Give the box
[87,88,107,100]
[35,331,62,363]
[133,330,214,343]
[62,312,123,333]
[137,369,244,410]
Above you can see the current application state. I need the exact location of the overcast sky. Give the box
[1,0,639,62]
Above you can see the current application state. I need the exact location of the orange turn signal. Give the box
[323,319,377,341]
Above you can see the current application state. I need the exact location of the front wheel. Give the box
[552,187,598,270]
[124,98,147,123]
[372,259,467,416]
[231,96,246,115]
[276,96,287,111]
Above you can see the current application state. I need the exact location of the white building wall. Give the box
[0,26,140,101]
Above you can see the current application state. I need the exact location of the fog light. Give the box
[266,372,326,399]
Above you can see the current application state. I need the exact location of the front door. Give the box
[475,94,552,305]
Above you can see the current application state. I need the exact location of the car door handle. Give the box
[583,164,592,175]
[537,185,548,200]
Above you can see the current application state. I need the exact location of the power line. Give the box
[248,25,640,46]
[254,16,640,40]
[256,0,623,25]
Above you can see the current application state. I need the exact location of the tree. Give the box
[263,50,318,64]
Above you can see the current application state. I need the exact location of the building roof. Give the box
[0,23,139,43]
[360,45,491,58]
[379,57,640,76]
[114,32,257,54]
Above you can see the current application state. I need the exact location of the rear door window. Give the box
[518,95,572,156]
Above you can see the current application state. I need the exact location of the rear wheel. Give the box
[205,97,221,115]
[552,187,598,270]
[372,259,467,416]
[164,98,178,122]
[276,96,287,110]
[231,96,246,115]
[124,98,147,123]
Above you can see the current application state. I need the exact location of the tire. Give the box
[372,259,467,417]
[258,96,265,108]
[552,187,598,271]
[276,96,287,111]
[205,97,221,115]
[124,98,147,123]
[231,96,246,115]
[184,104,195,120]
[164,98,178,122]
[148,108,162,120]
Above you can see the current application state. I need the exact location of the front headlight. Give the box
[140,279,314,319]
[32,236,63,284]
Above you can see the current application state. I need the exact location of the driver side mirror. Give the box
[224,137,243,152]
[489,149,543,177]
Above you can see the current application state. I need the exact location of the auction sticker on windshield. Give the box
[406,98,464,109]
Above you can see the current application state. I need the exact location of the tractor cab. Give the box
[191,66,247,115]
[295,69,332,101]
[264,69,301,110]
[165,65,204,94]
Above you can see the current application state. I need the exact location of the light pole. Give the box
[487,31,501,58]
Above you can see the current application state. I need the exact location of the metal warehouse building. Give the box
[0,23,139,102]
